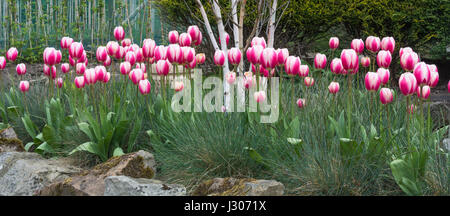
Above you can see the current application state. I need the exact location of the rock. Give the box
[192,177,284,196]
[104,176,186,196]
[0,152,82,196]
[0,127,18,139]
[0,127,24,153]
[37,150,156,196]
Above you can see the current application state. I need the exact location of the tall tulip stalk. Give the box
[341,49,358,137]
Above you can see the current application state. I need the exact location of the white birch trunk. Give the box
[267,0,277,48]
[194,0,219,51]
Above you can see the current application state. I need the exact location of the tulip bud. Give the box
[16,63,26,75]
[304,77,314,87]
[154,45,167,61]
[69,42,84,59]
[168,31,179,44]
[299,65,309,77]
[328,82,340,94]
[377,50,392,68]
[330,58,343,74]
[260,48,277,69]
[156,60,172,76]
[84,68,97,85]
[251,37,266,48]
[96,46,108,62]
[296,98,305,108]
[0,56,6,69]
[122,38,132,47]
[329,37,339,50]
[428,64,439,87]
[413,62,430,85]
[179,33,192,47]
[398,72,417,95]
[74,76,85,88]
[61,63,70,74]
[196,53,206,65]
[139,79,151,95]
[351,39,364,54]
[380,88,393,104]
[381,37,395,54]
[364,72,381,91]
[76,63,86,75]
[167,44,183,64]
[95,66,107,82]
[19,81,30,92]
[417,85,430,99]
[365,36,381,53]
[129,68,144,85]
[174,81,184,92]
[214,50,225,66]
[314,53,327,69]
[254,91,266,103]
[188,25,202,46]
[226,72,236,85]
[125,51,137,66]
[142,39,156,59]
[340,49,358,71]
[399,47,413,58]
[400,51,419,71]
[276,48,289,66]
[6,47,18,62]
[377,68,390,85]
[360,56,370,68]
[60,37,73,49]
[55,78,63,88]
[285,56,301,76]
[114,26,125,41]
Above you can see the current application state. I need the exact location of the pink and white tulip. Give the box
[328,82,340,94]
[399,72,417,95]
[156,60,172,76]
[251,37,266,48]
[400,51,419,71]
[276,48,289,65]
[44,65,57,78]
[299,65,309,77]
[285,56,301,76]
[304,77,314,87]
[351,39,364,54]
[218,32,230,46]
[365,36,381,53]
[95,66,107,82]
[129,68,144,85]
[247,45,264,65]
[60,37,73,49]
[0,56,6,69]
[6,47,18,62]
[329,37,339,50]
[377,50,392,68]
[54,78,63,88]
[139,79,151,95]
[260,48,277,69]
[226,72,236,84]
[61,63,70,74]
[106,41,120,57]
[214,50,225,66]
[96,46,108,62]
[103,56,112,67]
[361,56,370,68]
[416,85,430,99]
[330,58,343,74]
[296,98,305,108]
[142,39,156,59]
[428,64,439,87]
[380,88,393,104]
[314,53,327,69]
[188,25,202,46]
[179,33,192,47]
[43,48,59,65]
[254,91,266,103]
[381,37,395,54]
[74,76,85,89]
[399,47,413,58]
[154,45,167,61]
[125,51,137,66]
[413,62,430,85]
[76,62,86,75]
[167,44,183,64]
[120,61,132,75]
[114,26,125,41]
[84,68,97,85]
[196,53,206,65]
[69,42,84,59]
[16,63,26,75]
[19,81,30,92]
[168,31,179,44]
[340,49,359,71]
[377,68,390,85]
[364,72,381,91]
[228,48,242,66]
[174,81,184,92]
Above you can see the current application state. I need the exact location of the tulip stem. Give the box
[291,76,294,116]
[406,95,411,148]
[347,73,352,138]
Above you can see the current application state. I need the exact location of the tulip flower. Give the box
[399,72,417,95]
[329,37,339,50]
[69,55,76,67]
[226,72,236,84]
[61,63,70,74]
[142,39,156,59]
[381,37,395,54]
[167,44,183,64]
[260,48,277,69]
[284,56,301,76]
[299,65,309,77]
[168,31,179,44]
[330,58,343,74]
[214,50,225,66]
[304,77,314,87]
[365,36,380,53]
[174,81,184,92]
[115,46,126,60]
[118,62,130,76]
[400,51,419,72]
[6,47,18,62]
[364,72,381,91]
[196,53,206,64]
[227,47,241,66]
[19,81,30,92]
[254,91,266,103]
[74,76,85,89]
[218,32,230,46]
[139,79,151,95]
[361,56,370,68]
[377,50,392,68]
[376,68,390,85]
[340,49,358,71]
[122,38,132,47]
[247,45,264,65]
[251,37,266,48]
[399,47,413,58]
[186,58,196,69]
[314,53,327,69]
[156,60,172,76]
[413,62,430,85]
[351,39,364,54]
[103,56,112,67]
[114,26,125,41]
[328,82,340,94]
[95,66,107,82]
[180,47,195,64]
[428,64,439,87]
[125,51,137,66]
[43,47,59,66]
[55,78,63,88]
[179,33,192,47]
[69,42,84,59]
[296,98,305,108]
[276,48,289,66]
[417,85,430,99]
[15,63,26,76]
[106,41,119,57]
[84,68,97,85]
[130,68,145,85]
[244,74,255,89]
[154,45,167,61]
[102,72,111,83]
[60,37,73,49]
[380,88,393,104]
[0,56,6,69]
[44,64,57,78]
[137,62,147,73]
[252,64,272,78]
[188,25,202,46]
[76,63,86,75]
[96,46,108,62]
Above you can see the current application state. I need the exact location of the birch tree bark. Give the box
[267,0,277,48]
